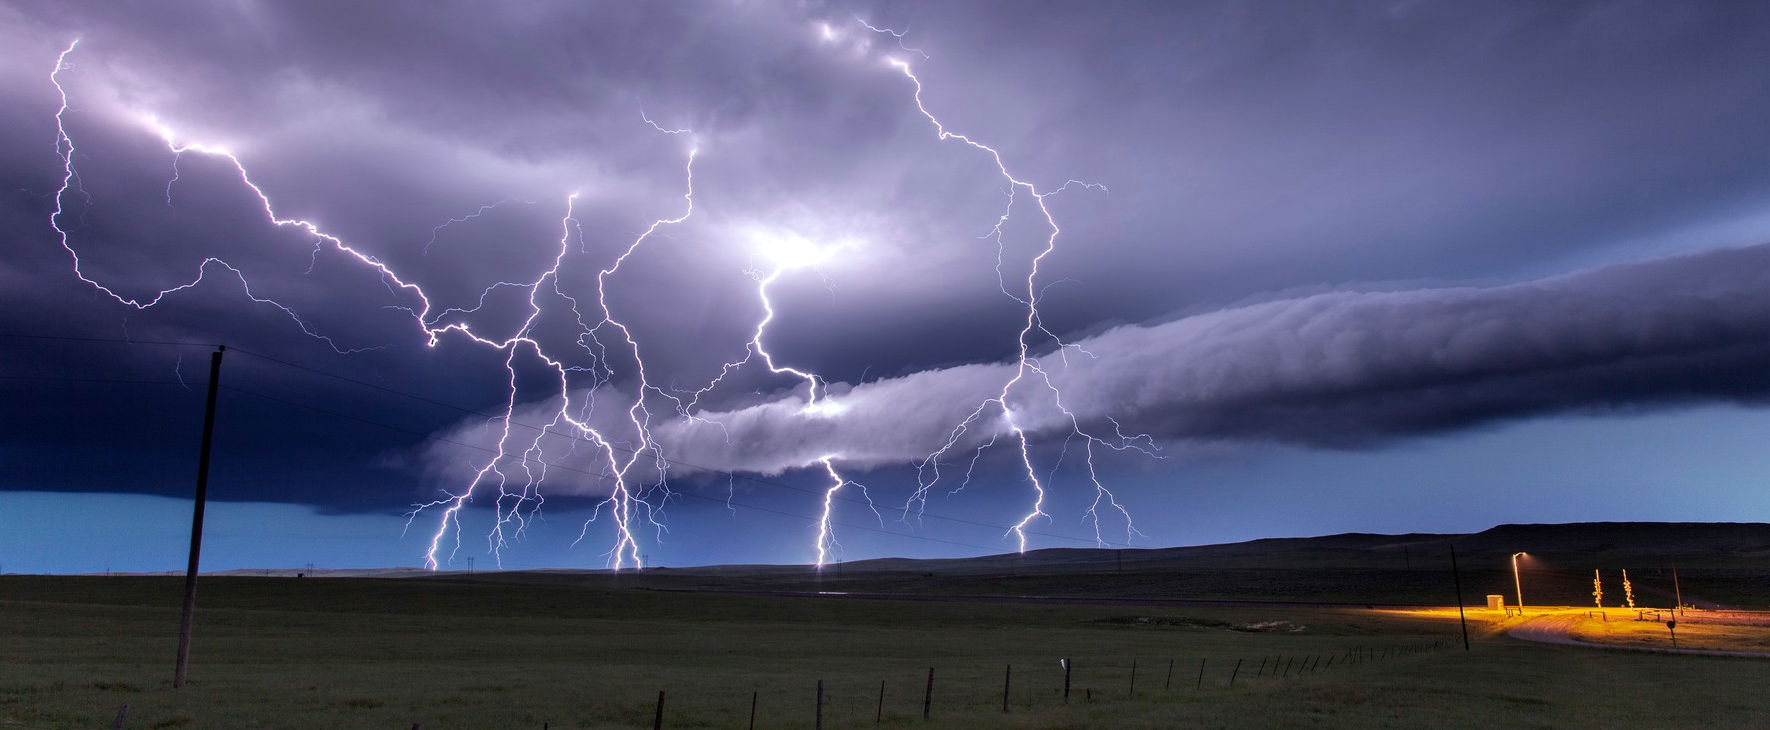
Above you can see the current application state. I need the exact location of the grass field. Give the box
[1567,610,1770,652]
[4,576,1770,729]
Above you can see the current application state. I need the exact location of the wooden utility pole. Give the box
[1671,561,1684,616]
[1450,544,1470,651]
[173,345,224,689]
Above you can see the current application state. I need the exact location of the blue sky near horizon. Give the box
[8,405,1768,574]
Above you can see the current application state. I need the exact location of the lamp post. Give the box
[1511,552,1528,616]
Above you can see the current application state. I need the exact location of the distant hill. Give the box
[514,522,1770,608]
[153,522,1770,608]
[647,521,1768,574]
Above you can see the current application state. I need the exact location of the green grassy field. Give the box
[4,575,1768,729]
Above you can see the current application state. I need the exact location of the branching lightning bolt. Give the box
[49,39,697,570]
[679,236,881,567]
[423,199,533,255]
[854,17,930,60]
[880,51,1159,551]
[44,18,1160,571]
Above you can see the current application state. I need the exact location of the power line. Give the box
[0,374,190,386]
[0,332,218,348]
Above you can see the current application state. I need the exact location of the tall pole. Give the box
[1511,552,1527,616]
[173,345,224,689]
[1671,561,1683,616]
[1450,544,1470,650]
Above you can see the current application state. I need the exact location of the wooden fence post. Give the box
[653,691,665,730]
[1164,658,1174,689]
[1196,658,1206,689]
[1229,658,1242,687]
[816,680,824,730]
[1063,659,1072,703]
[1128,659,1137,696]
[923,667,934,720]
[1003,664,1011,712]
[876,680,884,724]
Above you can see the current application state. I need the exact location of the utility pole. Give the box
[174,345,224,689]
[1511,552,1527,616]
[1450,544,1470,651]
[1671,561,1683,616]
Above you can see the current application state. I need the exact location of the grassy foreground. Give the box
[3,576,1767,728]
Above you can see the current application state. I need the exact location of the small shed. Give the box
[1486,594,1506,611]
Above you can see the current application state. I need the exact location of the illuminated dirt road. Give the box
[1509,611,1770,658]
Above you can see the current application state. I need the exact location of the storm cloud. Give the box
[418,241,1770,491]
[5,1,1770,561]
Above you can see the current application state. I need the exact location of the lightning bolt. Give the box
[43,15,1159,572]
[423,199,533,255]
[880,50,1158,551]
[49,39,697,570]
[678,233,880,567]
[854,16,930,60]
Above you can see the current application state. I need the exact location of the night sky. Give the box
[5,1,1770,573]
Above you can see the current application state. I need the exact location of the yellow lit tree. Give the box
[1623,569,1635,609]
[1593,569,1604,607]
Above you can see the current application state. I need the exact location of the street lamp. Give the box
[1511,552,1528,615]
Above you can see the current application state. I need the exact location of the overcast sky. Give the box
[5,0,1770,573]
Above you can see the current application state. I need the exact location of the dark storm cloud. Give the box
[426,242,1770,488]
[3,0,1770,512]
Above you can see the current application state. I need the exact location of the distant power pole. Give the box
[1449,544,1470,651]
[174,345,225,689]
